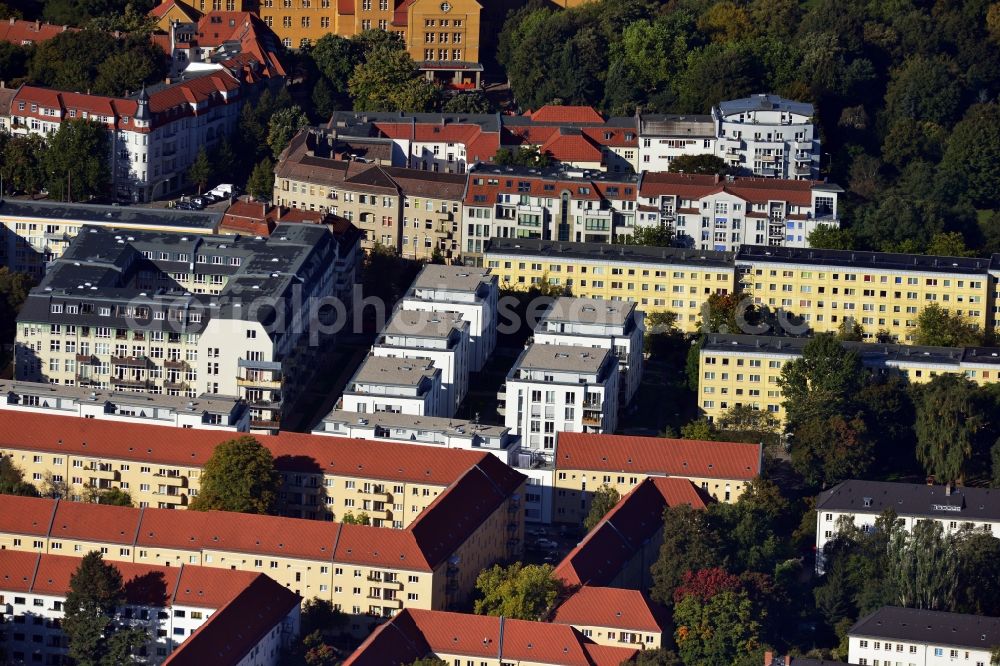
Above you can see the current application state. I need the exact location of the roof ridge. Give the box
[172,563,186,606]
[28,552,42,594]
[44,498,59,540]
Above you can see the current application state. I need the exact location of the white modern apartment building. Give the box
[0,198,221,277]
[372,309,470,414]
[713,94,820,180]
[339,355,444,416]
[398,264,499,372]
[635,112,717,173]
[815,480,1000,573]
[500,343,619,455]
[14,223,359,433]
[636,171,840,252]
[848,607,1000,666]
[534,297,645,406]
[0,379,249,430]
[311,410,520,464]
[0,550,300,666]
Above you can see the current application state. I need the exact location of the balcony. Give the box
[236,374,282,389]
[793,164,812,176]
[357,488,391,502]
[87,465,118,481]
[380,598,403,609]
[367,507,392,520]
[582,414,602,426]
[582,400,602,411]
[163,359,189,370]
[164,380,188,390]
[76,354,98,364]
[113,378,152,389]
[153,492,184,505]
[250,418,280,430]
[112,356,150,368]
[153,474,186,487]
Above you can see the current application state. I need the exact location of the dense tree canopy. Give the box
[189,436,281,514]
[473,563,562,620]
[42,119,111,201]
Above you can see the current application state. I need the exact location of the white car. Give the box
[535,538,559,550]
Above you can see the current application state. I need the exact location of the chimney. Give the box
[34,19,40,31]
[714,173,720,184]
[946,482,952,496]
[261,202,266,217]
[764,651,773,666]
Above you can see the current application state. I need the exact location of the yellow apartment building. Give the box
[484,238,737,333]
[549,587,667,649]
[0,410,511,526]
[698,333,1000,425]
[735,246,998,342]
[551,432,760,524]
[0,455,524,635]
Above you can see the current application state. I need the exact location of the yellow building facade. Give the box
[698,333,1000,425]
[484,238,737,334]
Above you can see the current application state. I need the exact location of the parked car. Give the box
[174,201,193,210]
[535,538,559,550]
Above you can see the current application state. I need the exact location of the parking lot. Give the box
[522,523,584,567]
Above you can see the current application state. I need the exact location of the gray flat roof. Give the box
[351,356,438,387]
[701,334,1000,367]
[816,480,1000,523]
[736,245,1000,274]
[514,343,610,374]
[411,264,495,292]
[0,199,221,230]
[717,94,813,117]
[469,163,640,184]
[0,379,243,414]
[849,606,1000,650]
[318,409,510,438]
[486,238,734,269]
[540,297,635,327]
[384,310,465,338]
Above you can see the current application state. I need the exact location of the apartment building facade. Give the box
[372,309,470,414]
[736,245,999,342]
[485,238,737,334]
[713,94,820,180]
[698,334,1000,425]
[0,410,506,523]
[274,129,467,259]
[848,607,1000,666]
[0,550,300,666]
[534,297,645,405]
[815,480,1000,573]
[552,432,761,524]
[0,379,249,430]
[398,264,498,372]
[14,223,358,433]
[340,355,445,416]
[500,343,620,449]
[549,587,667,650]
[0,198,220,277]
[636,172,840,252]
[462,164,639,260]
[0,464,524,636]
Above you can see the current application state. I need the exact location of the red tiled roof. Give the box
[163,574,300,665]
[0,18,76,46]
[581,126,636,148]
[13,86,140,132]
[0,549,266,610]
[639,171,820,206]
[540,130,603,163]
[344,609,640,665]
[220,199,280,236]
[554,477,704,587]
[372,121,500,162]
[555,432,761,480]
[551,587,667,633]
[49,500,140,546]
[149,0,201,20]
[0,410,493,486]
[0,494,56,537]
[464,172,605,205]
[528,105,606,124]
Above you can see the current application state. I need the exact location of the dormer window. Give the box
[863,497,872,508]
[69,110,76,118]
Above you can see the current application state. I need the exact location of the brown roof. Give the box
[551,587,668,633]
[528,105,606,124]
[0,410,493,486]
[555,432,761,480]
[554,477,704,587]
[343,609,639,665]
[639,171,823,206]
[0,18,76,46]
[384,167,467,199]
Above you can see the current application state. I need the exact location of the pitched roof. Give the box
[638,171,825,205]
[343,609,640,665]
[528,105,606,124]
[848,606,1000,650]
[149,0,201,21]
[0,494,57,537]
[554,477,704,587]
[555,432,761,480]
[816,480,1000,522]
[540,129,604,163]
[550,587,667,634]
[0,18,76,45]
[163,574,300,665]
[0,410,493,486]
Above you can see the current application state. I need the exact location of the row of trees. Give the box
[0,120,110,200]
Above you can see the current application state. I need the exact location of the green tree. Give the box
[189,436,280,514]
[473,563,562,620]
[493,146,551,168]
[697,292,742,334]
[92,41,163,97]
[210,137,237,179]
[954,528,1000,616]
[914,375,986,485]
[0,456,40,496]
[667,154,731,175]
[187,147,211,194]
[348,46,438,112]
[63,552,147,666]
[887,519,958,611]
[792,413,875,487]
[0,267,35,349]
[28,30,116,92]
[407,659,449,666]
[583,484,620,531]
[681,418,718,441]
[43,119,110,201]
[835,317,864,341]
[650,504,721,606]
[925,232,973,258]
[883,55,962,127]
[938,104,1000,208]
[621,225,674,247]
[778,333,865,428]
[310,77,340,121]
[0,41,30,81]
[627,648,684,665]
[267,105,310,159]
[716,404,780,448]
[83,486,133,506]
[2,134,48,195]
[645,311,679,337]
[341,511,371,525]
[246,158,275,201]
[674,586,761,665]
[442,91,493,114]
[310,34,359,96]
[913,303,983,347]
